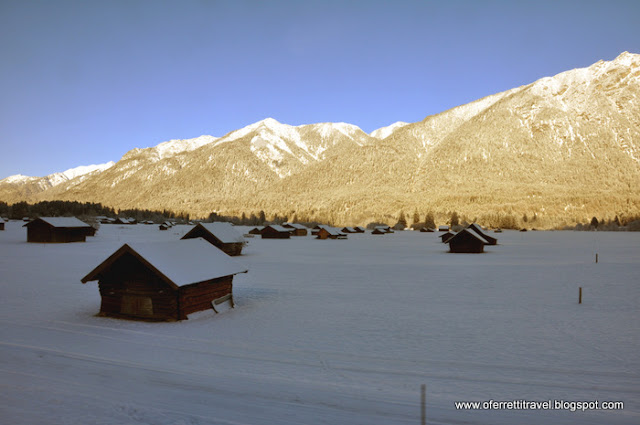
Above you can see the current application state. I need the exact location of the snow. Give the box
[1,223,639,425]
[370,121,410,139]
[152,135,218,161]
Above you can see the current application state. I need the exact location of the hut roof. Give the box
[81,238,248,288]
[322,227,345,236]
[188,222,245,244]
[447,228,489,245]
[355,226,366,231]
[283,223,307,230]
[467,223,497,244]
[23,217,91,228]
[265,225,292,233]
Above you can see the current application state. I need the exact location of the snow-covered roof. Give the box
[191,222,245,244]
[448,229,489,245]
[82,238,248,288]
[24,217,91,228]
[265,225,292,233]
[283,223,307,230]
[320,227,345,236]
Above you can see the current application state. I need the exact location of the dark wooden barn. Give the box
[316,227,347,239]
[261,225,292,239]
[467,223,497,245]
[23,217,93,243]
[81,238,248,321]
[447,229,488,253]
[0,219,5,231]
[282,223,308,236]
[248,227,263,235]
[181,222,245,256]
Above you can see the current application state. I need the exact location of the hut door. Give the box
[121,295,153,317]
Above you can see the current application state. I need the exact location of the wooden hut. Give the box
[467,223,497,245]
[0,219,5,231]
[354,226,366,233]
[23,217,93,243]
[438,225,449,232]
[81,238,248,321]
[316,227,347,239]
[447,229,487,253]
[248,226,263,235]
[371,228,386,235]
[181,222,245,256]
[419,227,434,232]
[374,225,393,233]
[159,223,170,231]
[311,224,331,236]
[282,223,308,236]
[439,231,455,243]
[261,225,292,239]
[341,227,356,233]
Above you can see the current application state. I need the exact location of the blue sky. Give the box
[1,0,638,177]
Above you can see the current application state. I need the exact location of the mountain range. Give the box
[1,52,639,227]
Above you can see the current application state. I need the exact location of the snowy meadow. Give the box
[1,222,639,425]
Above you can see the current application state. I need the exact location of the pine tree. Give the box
[450,211,459,227]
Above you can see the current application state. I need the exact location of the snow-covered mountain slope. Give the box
[370,121,409,139]
[3,52,639,226]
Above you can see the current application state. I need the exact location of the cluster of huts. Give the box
[17,217,248,322]
[13,216,501,322]
[248,223,362,239]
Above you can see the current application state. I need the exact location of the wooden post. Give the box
[595,253,598,263]
[421,384,426,425]
[579,287,582,304]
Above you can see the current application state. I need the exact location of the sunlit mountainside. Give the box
[1,52,639,227]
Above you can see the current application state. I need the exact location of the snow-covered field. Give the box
[1,222,639,425]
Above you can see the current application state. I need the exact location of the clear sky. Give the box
[1,0,638,177]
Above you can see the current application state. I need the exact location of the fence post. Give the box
[421,384,426,425]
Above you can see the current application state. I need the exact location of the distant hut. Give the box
[81,238,248,321]
[520,228,528,232]
[447,229,487,253]
[494,228,503,233]
[419,227,434,232]
[261,225,292,239]
[23,217,93,243]
[22,217,30,222]
[354,226,366,233]
[341,227,356,233]
[467,223,497,245]
[316,227,347,239]
[282,223,308,236]
[374,225,393,233]
[438,225,449,232]
[181,222,245,256]
[248,226,263,235]
[371,228,386,235]
[311,224,332,236]
[0,219,5,231]
[439,231,455,243]
[114,217,132,225]
[159,223,170,231]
